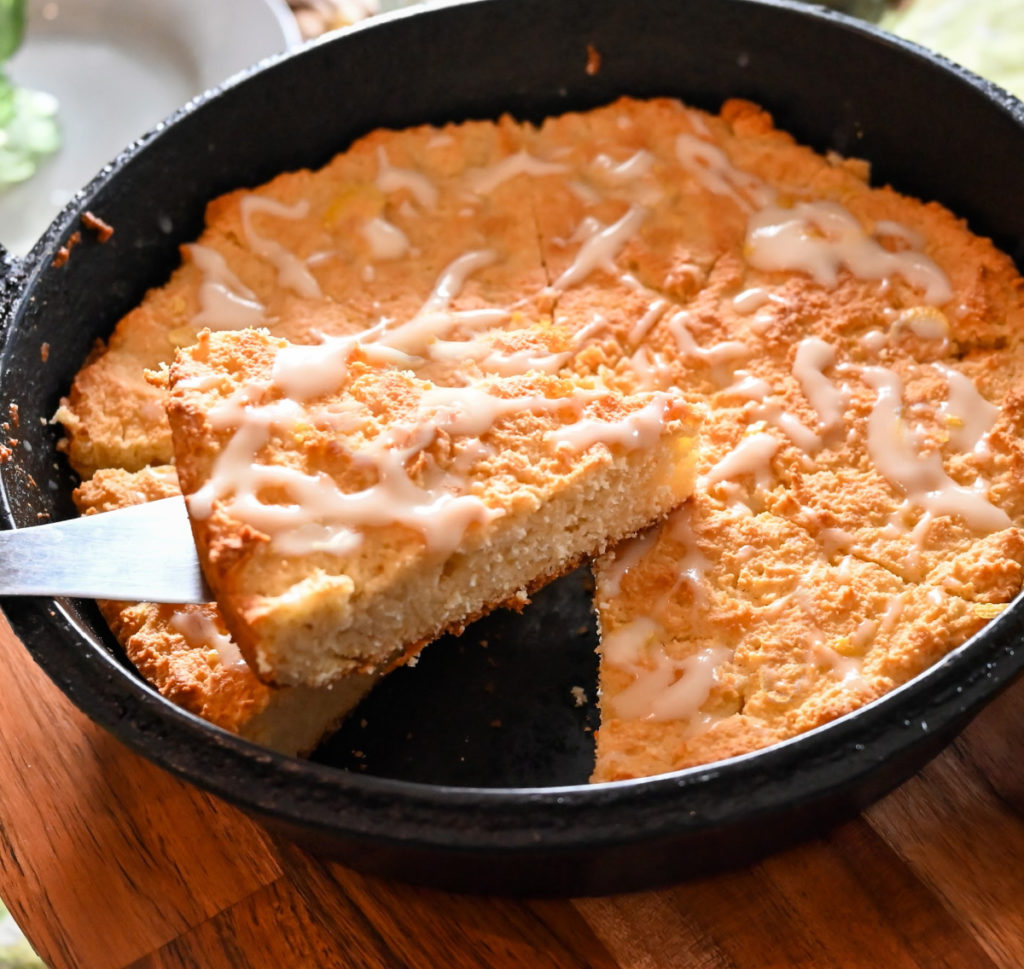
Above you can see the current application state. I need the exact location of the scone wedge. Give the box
[166,328,700,688]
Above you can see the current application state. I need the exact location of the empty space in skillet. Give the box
[315,569,601,786]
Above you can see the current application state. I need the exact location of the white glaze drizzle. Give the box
[823,644,868,692]
[732,286,788,314]
[746,201,952,305]
[793,337,847,434]
[850,618,879,651]
[361,216,410,260]
[571,314,611,346]
[239,195,322,299]
[793,588,870,692]
[566,179,602,206]
[835,554,856,584]
[726,370,822,453]
[272,334,359,401]
[545,394,676,453]
[188,393,496,558]
[675,133,773,211]
[222,244,506,404]
[860,365,1009,532]
[607,637,730,724]
[734,544,757,564]
[376,148,439,209]
[820,528,855,559]
[934,363,999,455]
[874,219,925,248]
[566,215,603,246]
[169,607,246,670]
[186,244,265,330]
[427,337,570,376]
[590,150,655,184]
[665,504,710,607]
[722,370,773,401]
[466,151,567,194]
[601,616,660,669]
[270,329,417,402]
[879,592,906,636]
[893,307,950,345]
[667,310,749,383]
[715,481,758,517]
[859,329,888,355]
[755,402,822,454]
[684,108,711,137]
[382,250,507,356]
[700,432,781,490]
[598,527,661,599]
[552,206,647,291]
[904,508,935,572]
[626,346,674,391]
[927,587,946,607]
[628,298,669,346]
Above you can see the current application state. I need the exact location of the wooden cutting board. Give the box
[1,611,1023,969]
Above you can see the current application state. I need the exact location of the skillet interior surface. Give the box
[1,0,1024,894]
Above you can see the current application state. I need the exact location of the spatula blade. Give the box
[0,497,209,603]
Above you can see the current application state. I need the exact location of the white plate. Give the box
[0,0,302,254]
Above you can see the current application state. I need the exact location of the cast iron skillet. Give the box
[2,0,1024,896]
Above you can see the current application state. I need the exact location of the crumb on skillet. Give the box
[82,211,114,242]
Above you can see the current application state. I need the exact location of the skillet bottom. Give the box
[312,569,601,788]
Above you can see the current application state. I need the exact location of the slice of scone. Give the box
[590,501,1002,781]
[165,327,700,688]
[74,466,374,756]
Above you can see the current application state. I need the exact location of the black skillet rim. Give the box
[2,0,1024,865]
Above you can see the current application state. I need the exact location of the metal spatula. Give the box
[0,497,210,603]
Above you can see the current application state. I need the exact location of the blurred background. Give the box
[0,0,1021,964]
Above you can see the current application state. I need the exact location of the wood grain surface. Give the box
[1,612,1023,969]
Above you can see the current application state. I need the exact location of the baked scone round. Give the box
[60,96,1024,778]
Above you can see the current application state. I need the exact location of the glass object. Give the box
[0,0,59,189]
